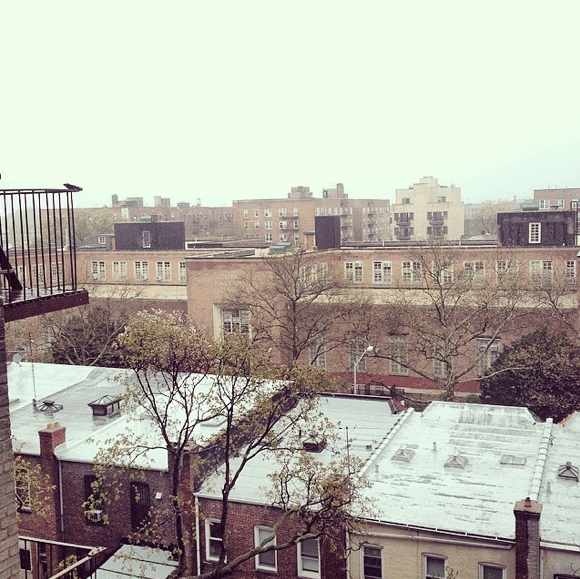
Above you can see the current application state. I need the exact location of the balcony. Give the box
[0,185,89,322]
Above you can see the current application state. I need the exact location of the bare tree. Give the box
[93,311,369,577]
[364,244,537,400]
[229,250,365,368]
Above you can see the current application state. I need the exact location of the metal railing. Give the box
[19,536,106,579]
[0,185,81,305]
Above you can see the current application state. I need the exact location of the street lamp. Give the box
[353,345,374,394]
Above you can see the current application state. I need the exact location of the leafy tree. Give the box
[480,329,580,421]
[366,243,537,400]
[230,250,365,367]
[93,311,369,578]
[14,456,55,518]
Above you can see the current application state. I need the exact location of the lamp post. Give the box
[353,345,374,394]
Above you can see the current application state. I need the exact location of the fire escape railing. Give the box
[0,184,82,306]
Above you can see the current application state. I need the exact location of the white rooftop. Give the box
[363,402,550,539]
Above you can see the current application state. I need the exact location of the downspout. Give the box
[58,457,65,538]
[195,495,201,576]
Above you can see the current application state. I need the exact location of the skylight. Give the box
[445,454,468,469]
[501,455,526,466]
[558,462,579,481]
[391,446,415,462]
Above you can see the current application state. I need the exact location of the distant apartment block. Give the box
[534,187,580,210]
[392,176,464,241]
[232,183,391,245]
[109,195,234,238]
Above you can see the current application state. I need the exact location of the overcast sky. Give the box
[2,1,579,208]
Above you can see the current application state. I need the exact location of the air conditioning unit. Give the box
[86,509,103,523]
[156,276,163,281]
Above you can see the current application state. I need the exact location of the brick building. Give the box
[185,243,579,396]
[232,183,392,245]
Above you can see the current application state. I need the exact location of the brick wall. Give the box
[0,303,21,578]
[198,498,346,579]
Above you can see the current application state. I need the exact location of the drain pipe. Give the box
[195,495,201,576]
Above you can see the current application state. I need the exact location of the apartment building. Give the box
[392,176,464,241]
[534,187,580,210]
[232,183,391,245]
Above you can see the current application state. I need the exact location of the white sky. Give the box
[2,1,579,208]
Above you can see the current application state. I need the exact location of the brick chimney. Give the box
[39,422,66,456]
[38,422,67,542]
[514,497,542,579]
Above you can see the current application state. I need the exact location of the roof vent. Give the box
[35,399,63,414]
[392,446,415,462]
[303,433,327,453]
[88,395,122,418]
[445,454,468,469]
[558,461,579,481]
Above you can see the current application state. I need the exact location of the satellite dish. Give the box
[13,353,22,364]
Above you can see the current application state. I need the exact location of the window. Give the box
[477,338,500,375]
[389,335,408,376]
[279,220,287,229]
[434,261,453,284]
[130,482,150,531]
[464,260,485,280]
[112,261,127,281]
[254,527,276,571]
[253,208,259,218]
[142,230,151,248]
[539,199,550,210]
[402,197,411,204]
[294,220,299,229]
[254,221,260,230]
[91,261,105,281]
[179,261,186,282]
[345,261,363,283]
[496,259,518,282]
[293,207,299,216]
[432,358,448,378]
[479,563,505,579]
[156,261,171,281]
[402,261,422,285]
[51,262,63,285]
[134,261,149,280]
[298,538,320,578]
[265,233,273,242]
[264,208,272,218]
[373,261,392,284]
[437,196,446,203]
[424,555,446,579]
[222,308,249,335]
[279,208,287,217]
[265,221,272,230]
[280,233,288,242]
[206,520,224,561]
[362,546,382,579]
[530,260,553,283]
[557,198,564,208]
[308,333,326,368]
[243,209,249,218]
[529,222,541,243]
[565,260,576,284]
[15,469,31,513]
